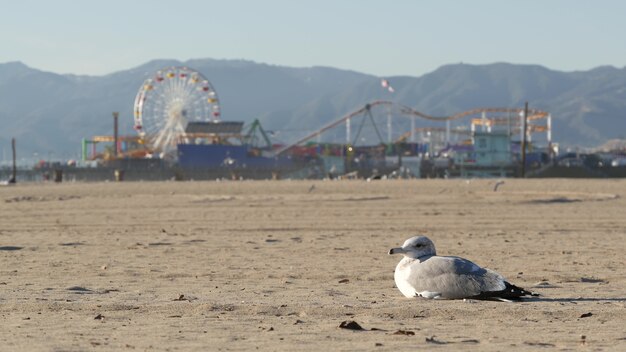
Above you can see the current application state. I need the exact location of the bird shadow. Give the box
[524,297,626,303]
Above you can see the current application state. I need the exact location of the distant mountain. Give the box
[1,59,625,161]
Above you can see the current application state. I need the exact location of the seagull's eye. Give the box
[414,244,423,248]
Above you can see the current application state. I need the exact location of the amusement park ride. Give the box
[82,66,554,178]
[84,67,244,161]
[275,101,552,154]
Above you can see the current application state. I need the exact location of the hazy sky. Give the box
[2,0,625,77]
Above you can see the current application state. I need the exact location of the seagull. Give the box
[389,236,535,301]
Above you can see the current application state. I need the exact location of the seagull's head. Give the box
[388,236,436,259]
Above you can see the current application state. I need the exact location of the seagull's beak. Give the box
[388,247,405,255]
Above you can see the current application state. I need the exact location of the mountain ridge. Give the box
[1,59,625,160]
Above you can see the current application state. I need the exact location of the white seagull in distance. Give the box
[389,236,535,301]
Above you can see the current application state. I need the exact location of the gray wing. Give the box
[407,256,506,299]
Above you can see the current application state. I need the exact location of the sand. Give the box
[1,179,625,351]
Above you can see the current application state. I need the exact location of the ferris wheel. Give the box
[133,66,221,156]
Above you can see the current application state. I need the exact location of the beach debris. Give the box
[192,196,235,204]
[293,319,305,325]
[342,196,389,202]
[67,286,93,293]
[0,246,23,251]
[148,242,173,246]
[173,294,189,301]
[425,336,447,344]
[391,330,415,336]
[580,277,607,283]
[532,281,561,288]
[493,180,505,192]
[524,341,555,347]
[308,184,316,193]
[580,335,586,345]
[339,320,365,331]
[529,197,580,204]
[579,312,593,318]
[461,339,480,343]
[5,196,36,203]
[338,279,349,284]
[59,242,84,247]
[5,195,80,203]
[94,314,104,320]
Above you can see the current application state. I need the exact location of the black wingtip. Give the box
[468,281,536,301]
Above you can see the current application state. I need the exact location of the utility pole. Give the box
[10,138,16,183]
[521,102,529,177]
[113,112,119,158]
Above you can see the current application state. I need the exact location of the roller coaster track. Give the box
[274,100,550,155]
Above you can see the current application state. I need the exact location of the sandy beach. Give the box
[1,179,625,351]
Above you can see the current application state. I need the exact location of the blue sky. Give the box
[1,0,625,77]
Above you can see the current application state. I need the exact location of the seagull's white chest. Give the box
[394,258,437,298]
[394,269,416,298]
